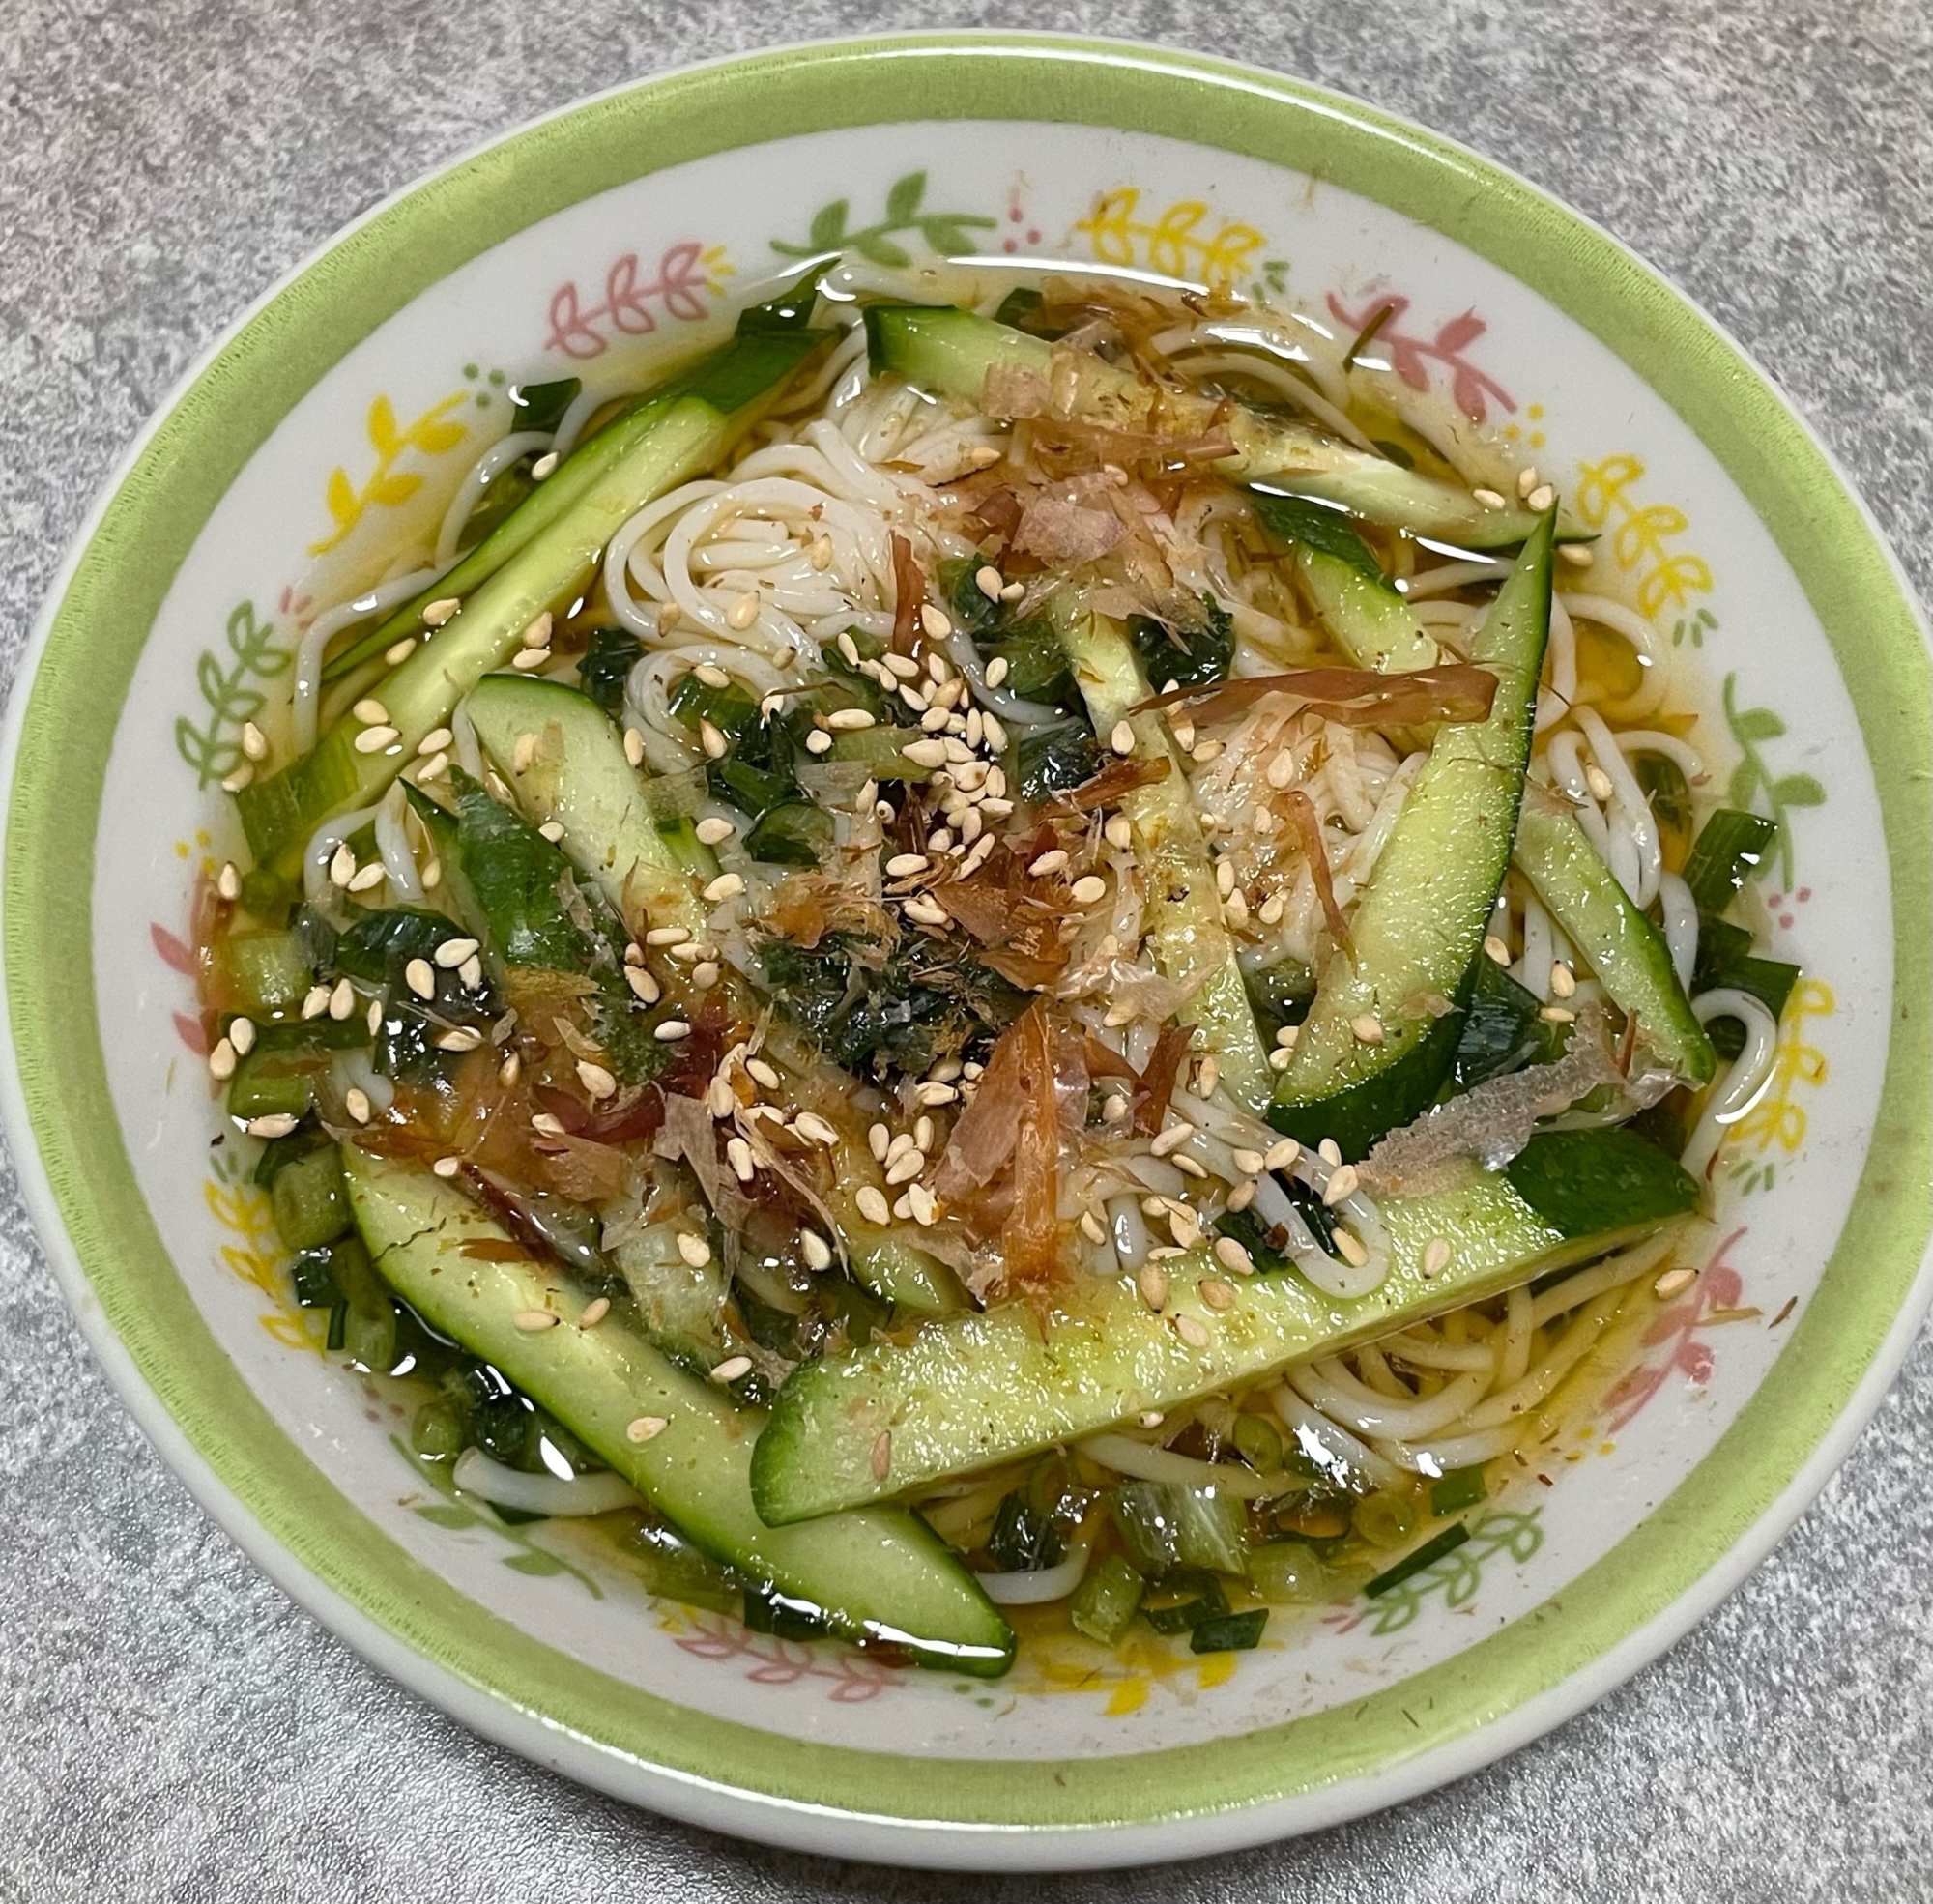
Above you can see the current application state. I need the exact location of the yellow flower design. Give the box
[1731,978,1833,1159]
[1572,453,1715,621]
[206,1160,317,1350]
[1073,188,1265,289]
[308,391,469,556]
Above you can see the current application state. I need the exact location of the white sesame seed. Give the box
[422,597,460,626]
[1111,720,1135,756]
[328,977,356,1020]
[576,1297,610,1330]
[1149,1124,1192,1158]
[510,732,536,774]
[884,1148,927,1186]
[810,534,835,571]
[708,1352,754,1388]
[627,1415,668,1443]
[1028,849,1069,878]
[870,1429,893,1481]
[432,938,479,969]
[404,958,436,1000]
[694,816,736,846]
[1268,1046,1293,1072]
[1421,1237,1453,1279]
[920,604,952,640]
[1549,961,1577,999]
[793,1111,839,1147]
[1264,1138,1300,1171]
[804,729,834,755]
[645,926,689,946]
[1584,764,1616,803]
[353,698,389,726]
[1350,1014,1384,1046]
[341,1086,371,1126]
[1103,814,1134,851]
[421,857,443,889]
[901,738,950,769]
[825,707,876,732]
[227,1017,256,1056]
[352,725,398,755]
[983,655,1010,688]
[498,1050,522,1087]
[245,1113,299,1139]
[1231,1147,1267,1176]
[792,1230,830,1274]
[667,938,708,963]
[725,1137,755,1183]
[577,1060,617,1100]
[726,592,760,630]
[676,1229,711,1268]
[687,663,729,689]
[654,1020,692,1042]
[855,1185,891,1226]
[907,1183,938,1226]
[903,895,950,928]
[1654,1267,1697,1299]
[690,961,718,990]
[219,764,254,793]
[1070,875,1107,906]
[507,1309,555,1335]
[1199,1278,1237,1312]
[348,861,387,893]
[325,849,353,890]
[741,1057,780,1091]
[1472,487,1507,510]
[1527,484,1556,513]
[885,852,930,878]
[1559,542,1595,568]
[207,1037,237,1082]
[1318,1139,1342,1166]
[1322,1165,1361,1207]
[415,753,450,783]
[704,872,746,903]
[531,1112,567,1137]
[1540,1004,1576,1024]
[239,720,268,763]
[366,998,385,1035]
[981,713,1007,755]
[1213,1236,1255,1277]
[913,1082,957,1109]
[1138,1264,1169,1312]
[1334,1227,1369,1267]
[511,647,551,672]
[1484,934,1513,966]
[974,564,1004,601]
[431,1154,462,1177]
[619,725,645,768]
[435,1027,483,1053]
[624,966,660,1004]
[883,652,921,680]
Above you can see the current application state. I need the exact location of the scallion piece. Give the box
[1188,1608,1269,1654]
[1681,808,1778,914]
[1364,1520,1470,1599]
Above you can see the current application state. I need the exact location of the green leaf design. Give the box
[175,599,292,788]
[1727,760,1761,809]
[919,218,973,256]
[1773,772,1825,807]
[503,1548,567,1577]
[415,1502,481,1530]
[1731,707,1786,742]
[853,233,911,268]
[808,199,849,249]
[884,171,927,222]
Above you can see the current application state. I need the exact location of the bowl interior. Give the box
[5,36,1928,1861]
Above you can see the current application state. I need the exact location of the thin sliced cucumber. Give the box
[344,1147,1013,1673]
[1054,601,1271,1114]
[1251,494,1437,672]
[751,1134,1695,1523]
[240,332,822,873]
[1512,795,1716,1087]
[465,677,966,1316]
[865,304,1583,550]
[1269,513,1556,1158]
[467,676,715,937]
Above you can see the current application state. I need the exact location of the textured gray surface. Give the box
[2,0,1929,1896]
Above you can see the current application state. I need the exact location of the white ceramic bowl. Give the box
[4,32,1928,1870]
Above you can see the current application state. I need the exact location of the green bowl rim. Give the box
[3,31,1927,1861]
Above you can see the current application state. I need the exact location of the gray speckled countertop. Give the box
[2,2,1929,1897]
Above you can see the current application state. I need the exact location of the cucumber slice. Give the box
[1269,513,1556,1158]
[240,332,822,873]
[1251,495,1437,673]
[1054,602,1272,1114]
[344,1147,1013,1674]
[864,304,1581,550]
[463,677,966,1316]
[1512,796,1717,1087]
[466,676,715,938]
[751,1137,1694,1524]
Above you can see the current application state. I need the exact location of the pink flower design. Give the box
[545,243,717,359]
[1601,1227,1748,1431]
[1326,292,1515,423]
[671,1610,900,1702]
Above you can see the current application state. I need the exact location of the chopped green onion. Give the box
[1069,1554,1144,1644]
[1681,809,1778,914]
[1365,1520,1470,1599]
[1188,1608,1269,1654]
[1428,1465,1488,1516]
